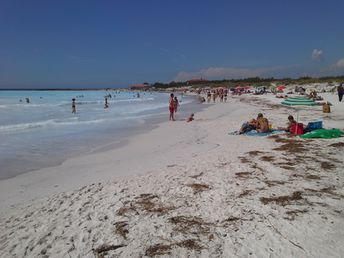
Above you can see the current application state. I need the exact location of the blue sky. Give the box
[0,0,343,88]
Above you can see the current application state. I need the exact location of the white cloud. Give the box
[311,49,323,61]
[174,67,278,81]
[334,58,344,69]
[325,58,344,72]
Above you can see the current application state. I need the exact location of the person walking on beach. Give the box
[338,83,344,102]
[72,98,76,114]
[169,93,175,121]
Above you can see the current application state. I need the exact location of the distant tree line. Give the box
[150,75,344,89]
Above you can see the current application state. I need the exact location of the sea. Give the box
[0,90,197,179]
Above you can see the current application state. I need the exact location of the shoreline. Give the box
[0,95,207,215]
[1,92,343,257]
[0,93,201,181]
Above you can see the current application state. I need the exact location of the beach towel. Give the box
[229,130,284,136]
[244,130,284,136]
[300,128,344,139]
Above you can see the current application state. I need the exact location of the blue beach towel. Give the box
[229,130,284,136]
[244,130,284,136]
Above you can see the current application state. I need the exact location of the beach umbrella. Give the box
[276,85,286,91]
[281,96,321,135]
[281,97,316,106]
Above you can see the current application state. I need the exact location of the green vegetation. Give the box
[151,75,344,89]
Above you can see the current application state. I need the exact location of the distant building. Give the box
[130,83,151,90]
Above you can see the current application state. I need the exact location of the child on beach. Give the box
[186,113,194,122]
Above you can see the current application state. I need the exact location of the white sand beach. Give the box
[1,91,344,257]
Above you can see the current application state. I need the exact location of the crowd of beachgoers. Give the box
[0,82,343,257]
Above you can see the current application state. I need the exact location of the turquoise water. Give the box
[0,90,193,179]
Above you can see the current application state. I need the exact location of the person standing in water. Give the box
[104,97,109,108]
[72,98,76,114]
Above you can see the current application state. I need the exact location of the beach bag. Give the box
[305,121,323,132]
[322,103,331,113]
[291,123,304,135]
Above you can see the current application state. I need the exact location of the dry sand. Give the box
[0,92,343,258]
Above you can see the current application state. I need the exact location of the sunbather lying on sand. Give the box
[239,119,256,134]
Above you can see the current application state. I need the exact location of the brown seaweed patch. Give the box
[238,190,253,198]
[329,142,344,148]
[117,194,175,216]
[169,216,213,235]
[260,191,303,206]
[264,180,286,187]
[134,194,159,212]
[93,244,126,257]
[251,163,264,171]
[260,156,275,162]
[235,172,252,178]
[145,244,172,257]
[145,240,203,257]
[114,221,129,239]
[274,162,294,166]
[321,162,336,170]
[273,140,307,153]
[274,137,292,143]
[221,216,241,226]
[280,165,295,170]
[305,186,343,198]
[186,183,210,194]
[175,239,203,251]
[285,209,308,220]
[305,175,321,180]
[247,150,266,156]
